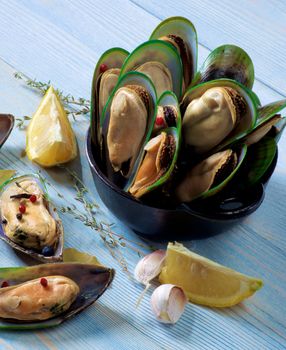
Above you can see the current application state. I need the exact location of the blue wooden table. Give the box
[0,1,286,349]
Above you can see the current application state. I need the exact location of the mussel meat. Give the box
[0,276,79,321]
[91,47,129,147]
[0,175,63,262]
[98,68,121,117]
[0,263,114,328]
[107,85,150,173]
[120,40,183,99]
[175,149,238,202]
[129,128,177,198]
[136,61,173,98]
[150,16,198,90]
[182,86,246,154]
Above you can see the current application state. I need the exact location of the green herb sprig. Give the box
[14,72,90,128]
[38,169,153,275]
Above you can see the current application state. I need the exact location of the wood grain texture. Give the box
[133,0,286,97]
[0,1,285,349]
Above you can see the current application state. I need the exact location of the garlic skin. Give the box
[151,284,187,324]
[134,250,166,285]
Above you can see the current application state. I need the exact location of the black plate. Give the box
[86,128,277,239]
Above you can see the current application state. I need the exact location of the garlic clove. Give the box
[151,284,187,324]
[134,250,166,285]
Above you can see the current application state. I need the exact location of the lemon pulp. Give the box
[159,242,263,307]
[26,86,77,167]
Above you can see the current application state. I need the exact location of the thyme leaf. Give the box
[14,72,90,128]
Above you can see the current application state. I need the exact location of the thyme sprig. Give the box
[38,169,152,274]
[14,72,90,128]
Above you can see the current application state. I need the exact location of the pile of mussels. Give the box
[91,16,286,208]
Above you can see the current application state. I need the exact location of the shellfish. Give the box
[0,262,114,329]
[0,174,64,262]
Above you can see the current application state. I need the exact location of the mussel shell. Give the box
[126,127,180,198]
[273,116,286,143]
[181,79,257,153]
[155,91,182,134]
[0,262,114,329]
[257,99,286,126]
[243,114,282,146]
[150,16,198,87]
[101,71,157,185]
[0,174,64,263]
[91,47,129,148]
[191,45,255,89]
[120,40,183,99]
[0,114,14,148]
[239,137,277,188]
[177,145,247,202]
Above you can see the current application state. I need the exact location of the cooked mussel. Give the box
[0,174,63,262]
[120,40,183,99]
[128,127,179,198]
[175,146,247,202]
[101,72,157,181]
[0,276,79,321]
[91,48,129,147]
[107,84,150,172]
[0,262,114,329]
[150,16,198,90]
[191,45,255,89]
[241,99,286,146]
[181,79,257,154]
[153,91,181,134]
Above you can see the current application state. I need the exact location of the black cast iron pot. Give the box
[86,129,277,239]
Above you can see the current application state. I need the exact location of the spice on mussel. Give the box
[0,179,59,251]
[107,85,150,173]
[0,276,79,321]
[175,149,237,202]
[154,105,178,133]
[182,87,247,154]
[129,131,176,198]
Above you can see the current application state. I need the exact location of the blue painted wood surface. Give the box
[0,1,285,349]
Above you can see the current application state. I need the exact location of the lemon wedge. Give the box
[26,86,77,167]
[159,242,263,307]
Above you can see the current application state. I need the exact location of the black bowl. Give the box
[86,128,277,239]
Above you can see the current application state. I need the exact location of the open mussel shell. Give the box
[0,263,114,329]
[181,79,257,154]
[257,99,286,126]
[241,99,286,146]
[175,145,247,203]
[101,71,157,186]
[0,174,63,263]
[239,137,277,188]
[243,114,282,146]
[273,117,286,143]
[153,90,182,134]
[120,40,183,99]
[150,16,198,89]
[192,45,255,89]
[127,127,180,198]
[0,114,14,148]
[91,47,129,148]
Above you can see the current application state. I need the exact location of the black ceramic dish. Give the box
[86,129,277,239]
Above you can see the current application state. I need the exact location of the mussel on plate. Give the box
[0,174,64,262]
[0,262,114,329]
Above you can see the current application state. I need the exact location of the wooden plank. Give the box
[0,0,285,349]
[132,0,286,97]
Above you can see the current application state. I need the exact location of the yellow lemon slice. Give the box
[159,242,263,307]
[26,86,77,167]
